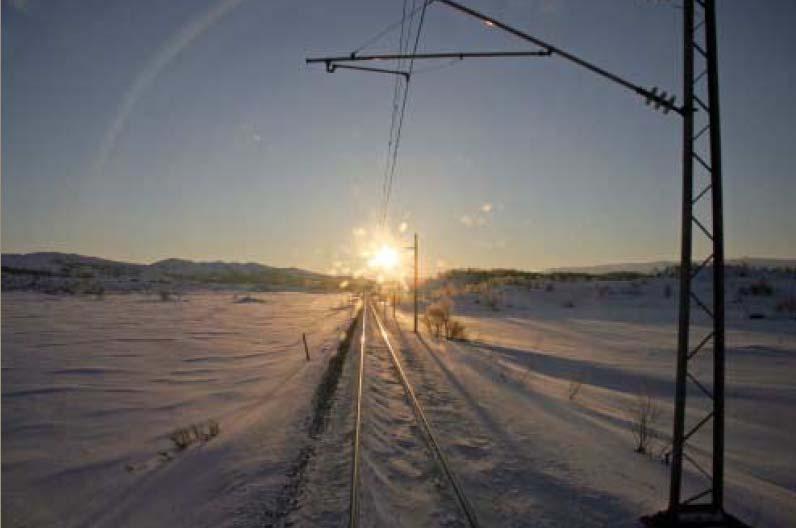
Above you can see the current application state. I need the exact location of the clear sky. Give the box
[3,0,795,274]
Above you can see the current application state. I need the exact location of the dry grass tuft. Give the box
[630,390,659,454]
[776,296,796,315]
[568,379,583,401]
[446,320,467,341]
[169,420,220,450]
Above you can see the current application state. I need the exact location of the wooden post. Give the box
[302,333,310,361]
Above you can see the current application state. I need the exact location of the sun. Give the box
[368,245,400,271]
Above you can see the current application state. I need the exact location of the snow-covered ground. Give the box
[2,291,354,527]
[3,274,794,527]
[384,276,796,527]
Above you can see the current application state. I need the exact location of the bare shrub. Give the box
[169,420,220,451]
[422,314,434,336]
[776,296,796,315]
[425,301,450,338]
[159,289,173,302]
[630,390,660,454]
[82,281,105,299]
[440,282,457,298]
[446,320,467,341]
[169,427,194,450]
[481,288,501,311]
[234,295,265,304]
[568,379,582,401]
[624,282,643,296]
[425,297,466,340]
[745,279,773,296]
[663,283,672,299]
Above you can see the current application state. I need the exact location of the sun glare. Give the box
[369,245,400,271]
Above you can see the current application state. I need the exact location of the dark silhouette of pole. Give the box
[656,1,739,525]
[669,0,693,512]
[414,232,419,333]
[706,0,726,509]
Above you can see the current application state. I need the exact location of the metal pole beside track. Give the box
[414,233,419,333]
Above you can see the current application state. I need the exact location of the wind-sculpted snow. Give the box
[386,277,796,527]
[2,291,354,527]
[3,274,794,527]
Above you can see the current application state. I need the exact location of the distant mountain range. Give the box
[4,252,793,294]
[1,252,348,293]
[548,257,796,275]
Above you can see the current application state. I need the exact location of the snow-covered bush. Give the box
[425,298,452,338]
[424,297,466,340]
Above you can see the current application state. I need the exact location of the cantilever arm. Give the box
[325,62,410,80]
[307,49,552,65]
[307,49,551,82]
[434,0,683,115]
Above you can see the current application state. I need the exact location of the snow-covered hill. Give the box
[549,257,796,275]
[1,252,344,293]
[2,252,145,275]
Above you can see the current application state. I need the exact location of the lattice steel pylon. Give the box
[644,1,745,526]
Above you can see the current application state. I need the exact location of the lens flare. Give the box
[368,245,399,271]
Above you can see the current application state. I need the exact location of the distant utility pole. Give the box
[413,233,419,333]
[307,2,739,525]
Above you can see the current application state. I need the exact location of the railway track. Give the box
[348,296,480,528]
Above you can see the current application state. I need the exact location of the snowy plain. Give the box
[2,291,354,527]
[2,273,795,527]
[383,275,796,527]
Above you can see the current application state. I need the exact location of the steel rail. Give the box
[349,298,366,528]
[368,301,480,528]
